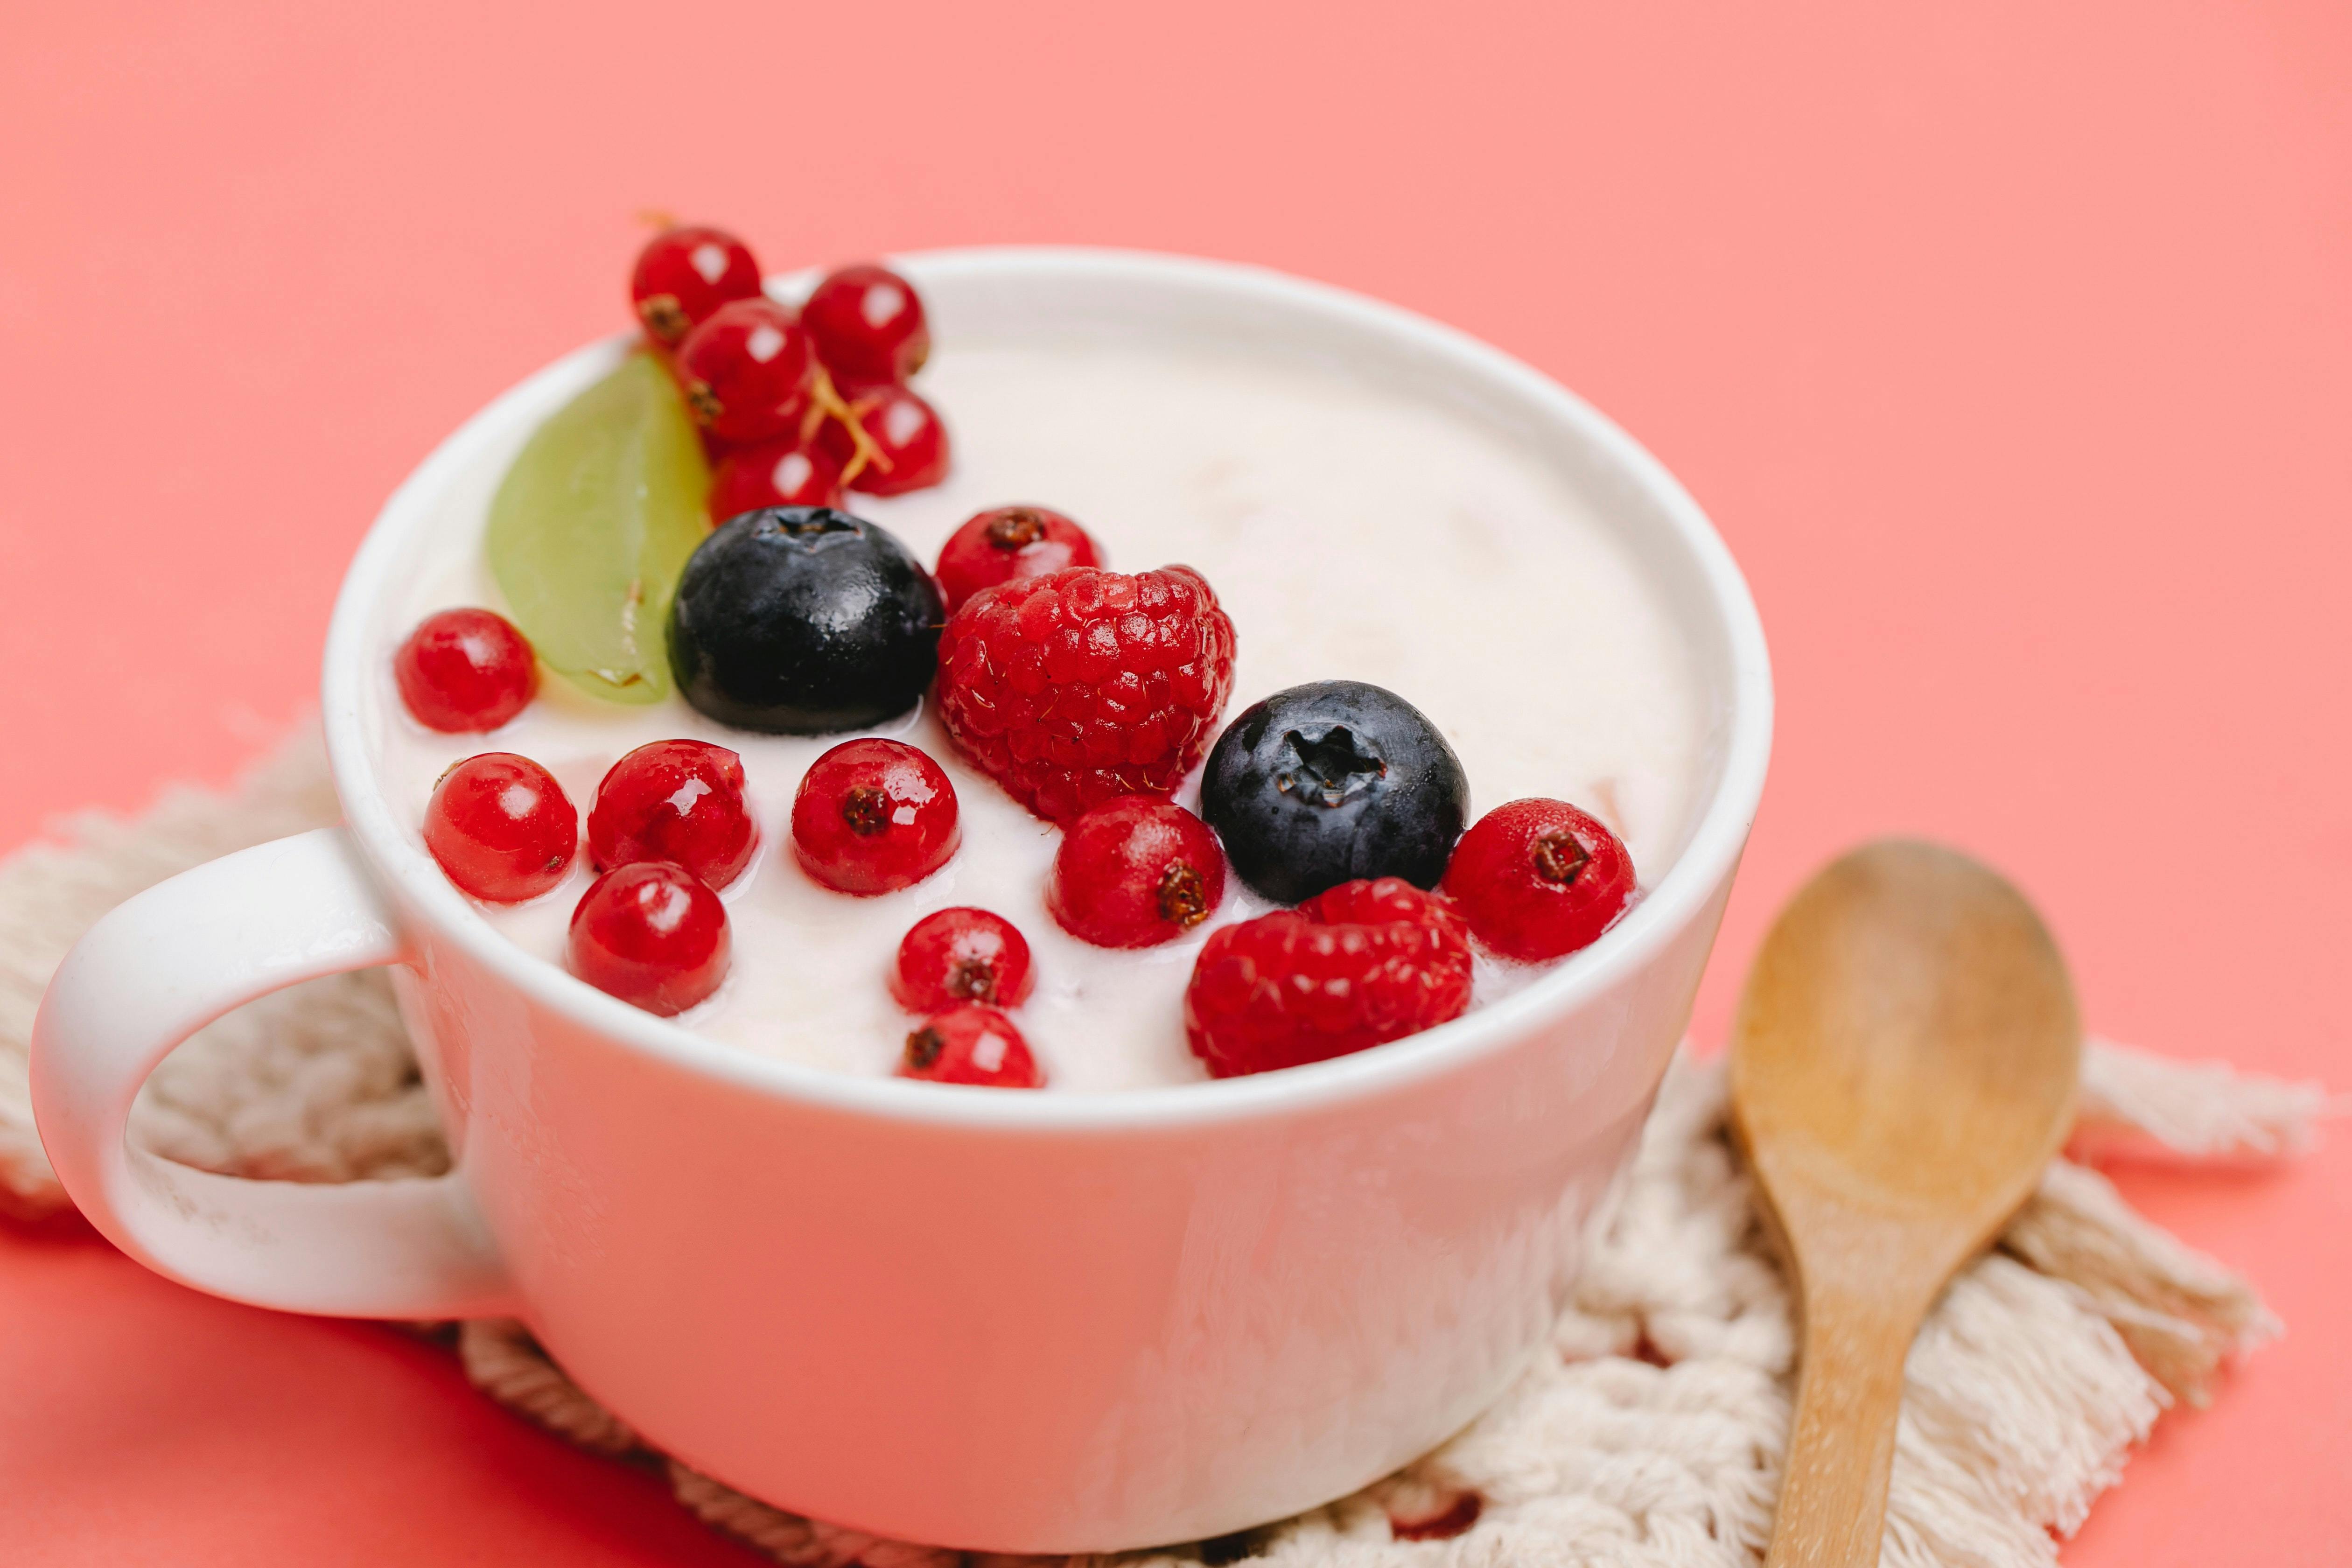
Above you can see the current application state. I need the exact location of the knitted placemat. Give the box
[0,728,2327,1568]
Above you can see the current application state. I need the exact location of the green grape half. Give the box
[487,350,711,704]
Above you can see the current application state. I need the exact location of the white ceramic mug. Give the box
[31,250,1771,1554]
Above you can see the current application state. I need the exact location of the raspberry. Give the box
[898,1003,1043,1088]
[935,565,1238,824]
[891,908,1035,1012]
[1440,798,1634,961]
[1183,877,1473,1078]
[1048,796,1225,948]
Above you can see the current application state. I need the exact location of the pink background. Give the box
[4,2,2346,1561]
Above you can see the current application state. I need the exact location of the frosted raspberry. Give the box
[934,565,1238,824]
[1183,878,1473,1078]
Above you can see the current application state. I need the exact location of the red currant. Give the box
[630,225,763,348]
[393,608,537,732]
[817,384,949,496]
[1439,798,1636,961]
[933,505,1104,614]
[423,753,577,903]
[586,739,758,891]
[890,908,1035,1013]
[800,263,931,392]
[675,298,816,444]
[897,1003,1043,1088]
[567,861,730,1015]
[1048,795,1225,948]
[790,738,959,895]
[707,435,844,524]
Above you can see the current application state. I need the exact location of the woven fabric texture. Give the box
[0,728,2321,1567]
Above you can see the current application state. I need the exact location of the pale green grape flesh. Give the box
[487,351,710,704]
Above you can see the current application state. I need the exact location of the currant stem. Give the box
[801,365,895,488]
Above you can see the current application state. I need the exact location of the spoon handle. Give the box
[1765,1279,1927,1567]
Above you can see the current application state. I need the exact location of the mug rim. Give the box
[321,245,1772,1131]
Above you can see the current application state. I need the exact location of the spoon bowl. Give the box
[1731,839,2079,1567]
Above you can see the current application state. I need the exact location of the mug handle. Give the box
[30,827,519,1319]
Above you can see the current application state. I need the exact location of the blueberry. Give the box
[668,507,944,734]
[1201,680,1470,904]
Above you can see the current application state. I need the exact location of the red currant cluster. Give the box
[629,224,949,519]
[776,732,1049,1088]
[420,738,749,1015]
[889,909,1041,1088]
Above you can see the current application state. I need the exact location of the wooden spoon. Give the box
[1729,840,2080,1568]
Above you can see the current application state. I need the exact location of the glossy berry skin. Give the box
[394,608,538,732]
[801,263,931,392]
[897,1003,1043,1088]
[586,739,758,891]
[934,505,1104,614]
[1440,798,1635,962]
[708,436,843,524]
[669,508,945,734]
[1048,796,1226,949]
[935,565,1238,824]
[674,298,816,444]
[567,861,730,1015]
[891,907,1035,1012]
[1202,680,1469,905]
[817,383,949,496]
[1183,878,1473,1078]
[630,225,763,348]
[423,753,577,903]
[791,738,959,895]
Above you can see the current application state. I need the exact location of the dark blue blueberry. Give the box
[668,507,944,734]
[1201,680,1469,904]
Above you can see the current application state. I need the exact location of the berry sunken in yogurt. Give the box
[375,224,1705,1091]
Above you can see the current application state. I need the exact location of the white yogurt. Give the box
[375,342,1705,1090]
